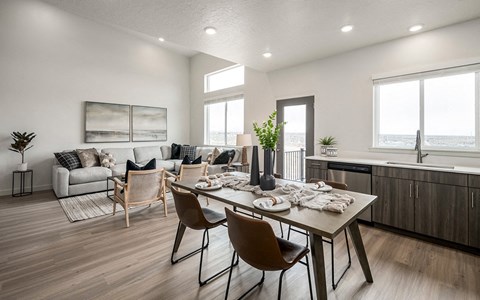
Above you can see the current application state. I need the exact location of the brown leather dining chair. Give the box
[287,178,352,290]
[170,187,236,286]
[224,208,313,300]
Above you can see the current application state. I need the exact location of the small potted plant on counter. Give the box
[9,131,36,171]
[318,136,337,156]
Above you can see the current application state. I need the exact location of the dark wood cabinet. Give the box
[415,182,468,244]
[468,188,480,248]
[305,159,327,181]
[372,176,414,231]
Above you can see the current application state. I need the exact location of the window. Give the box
[204,96,244,145]
[374,64,480,150]
[205,65,244,93]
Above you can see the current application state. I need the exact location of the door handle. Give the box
[415,184,419,199]
[473,192,475,208]
[409,183,412,198]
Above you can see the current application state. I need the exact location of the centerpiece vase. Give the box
[260,149,276,190]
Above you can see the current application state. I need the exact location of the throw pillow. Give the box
[209,147,221,165]
[125,158,156,183]
[181,155,202,165]
[54,151,82,171]
[99,152,116,168]
[171,143,182,159]
[76,148,100,168]
[213,150,235,165]
[179,145,197,159]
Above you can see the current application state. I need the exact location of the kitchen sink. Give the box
[386,161,455,169]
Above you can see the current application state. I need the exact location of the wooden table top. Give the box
[172,175,377,239]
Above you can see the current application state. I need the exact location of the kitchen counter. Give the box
[305,156,480,175]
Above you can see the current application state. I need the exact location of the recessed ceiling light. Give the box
[341,25,353,33]
[204,27,217,35]
[263,52,272,58]
[409,24,423,32]
[158,37,165,42]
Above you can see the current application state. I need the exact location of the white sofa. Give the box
[52,145,242,198]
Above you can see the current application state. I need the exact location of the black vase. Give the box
[250,146,260,186]
[260,149,276,191]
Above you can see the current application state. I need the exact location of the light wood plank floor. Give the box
[0,190,479,300]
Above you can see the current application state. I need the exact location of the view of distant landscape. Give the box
[379,134,475,148]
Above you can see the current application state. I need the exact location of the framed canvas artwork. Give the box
[131,105,167,142]
[85,101,130,143]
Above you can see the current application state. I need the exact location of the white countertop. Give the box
[305,155,480,175]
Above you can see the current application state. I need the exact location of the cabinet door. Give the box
[372,176,414,231]
[469,188,480,248]
[415,182,468,245]
[305,161,327,182]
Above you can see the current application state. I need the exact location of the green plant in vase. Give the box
[318,135,337,156]
[9,131,36,171]
[253,111,286,190]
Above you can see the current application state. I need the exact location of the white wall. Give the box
[190,18,480,169]
[0,0,190,195]
[267,18,480,167]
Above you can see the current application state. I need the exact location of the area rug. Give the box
[58,192,124,222]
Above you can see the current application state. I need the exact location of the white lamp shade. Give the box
[236,134,252,146]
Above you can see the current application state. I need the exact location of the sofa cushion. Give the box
[102,148,135,164]
[171,143,182,159]
[179,145,196,159]
[54,151,82,170]
[161,145,171,160]
[134,146,162,163]
[213,150,235,165]
[125,158,156,183]
[110,164,126,176]
[155,159,175,171]
[196,147,215,162]
[69,167,112,185]
[76,148,100,167]
[169,159,183,173]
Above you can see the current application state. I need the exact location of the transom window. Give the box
[204,65,244,93]
[373,64,480,150]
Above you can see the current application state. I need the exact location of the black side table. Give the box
[12,169,33,197]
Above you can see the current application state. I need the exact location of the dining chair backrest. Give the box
[225,208,289,271]
[178,163,208,182]
[171,187,209,230]
[309,178,348,190]
[126,169,165,204]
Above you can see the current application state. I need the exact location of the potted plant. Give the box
[318,136,337,156]
[9,132,36,171]
[253,111,286,190]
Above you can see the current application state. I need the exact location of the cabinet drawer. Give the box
[468,175,480,188]
[372,166,467,186]
[306,160,327,169]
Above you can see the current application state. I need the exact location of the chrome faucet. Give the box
[415,130,428,163]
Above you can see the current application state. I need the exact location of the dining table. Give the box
[172,174,377,299]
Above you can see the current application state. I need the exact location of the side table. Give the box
[12,169,33,197]
[231,162,249,173]
[106,175,124,200]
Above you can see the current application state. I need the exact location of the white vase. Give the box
[17,163,28,171]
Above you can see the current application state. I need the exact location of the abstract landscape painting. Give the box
[85,102,130,142]
[131,105,167,141]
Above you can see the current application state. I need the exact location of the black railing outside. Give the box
[283,148,305,181]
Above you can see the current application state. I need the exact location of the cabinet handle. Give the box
[415,184,419,199]
[409,183,412,198]
[473,192,475,208]
[311,163,323,167]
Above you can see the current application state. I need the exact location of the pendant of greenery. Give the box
[253,111,286,150]
[9,132,36,163]
[318,136,337,146]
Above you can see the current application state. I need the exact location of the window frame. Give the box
[373,63,480,152]
[204,95,244,146]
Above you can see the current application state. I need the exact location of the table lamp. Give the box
[236,134,252,165]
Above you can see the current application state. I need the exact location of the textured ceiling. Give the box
[42,0,480,72]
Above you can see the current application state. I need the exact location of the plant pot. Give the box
[326,147,338,157]
[260,149,276,191]
[17,162,28,171]
[320,145,329,156]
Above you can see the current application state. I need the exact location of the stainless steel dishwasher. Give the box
[327,162,372,222]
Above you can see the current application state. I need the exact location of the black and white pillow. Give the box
[179,146,197,159]
[54,151,82,171]
[213,150,236,165]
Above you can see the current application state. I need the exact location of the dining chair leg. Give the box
[171,223,208,264]
[225,252,265,300]
[287,225,309,247]
[124,206,129,228]
[305,255,314,300]
[279,222,284,238]
[112,201,117,215]
[331,229,352,290]
[277,269,288,300]
[198,229,237,286]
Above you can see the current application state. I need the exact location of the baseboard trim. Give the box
[0,184,52,197]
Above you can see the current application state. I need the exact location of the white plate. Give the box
[253,197,291,212]
[308,184,333,192]
[195,182,222,191]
